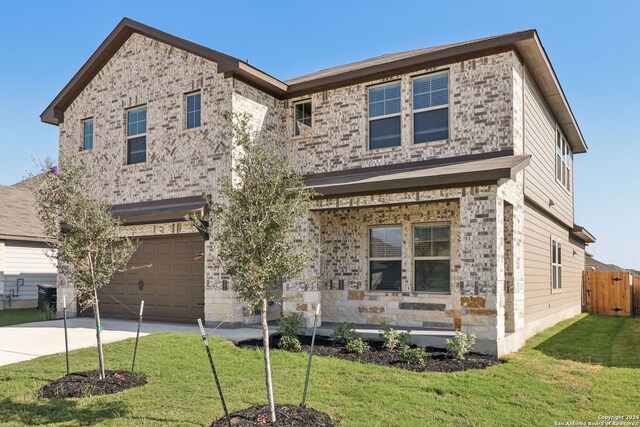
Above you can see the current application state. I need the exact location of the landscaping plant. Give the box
[331,322,358,345]
[446,330,477,360]
[32,161,137,379]
[189,112,315,423]
[400,347,428,365]
[379,323,413,350]
[277,314,303,351]
[345,338,370,354]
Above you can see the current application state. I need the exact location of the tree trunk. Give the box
[93,289,106,380]
[261,298,276,422]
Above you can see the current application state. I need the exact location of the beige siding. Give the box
[4,241,57,301]
[524,202,584,330]
[523,70,573,227]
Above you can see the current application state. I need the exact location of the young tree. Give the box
[32,161,137,379]
[191,112,314,422]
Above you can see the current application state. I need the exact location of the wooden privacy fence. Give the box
[634,277,640,315]
[583,271,633,316]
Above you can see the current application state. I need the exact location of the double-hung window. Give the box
[294,100,312,136]
[413,72,449,143]
[368,82,401,149]
[555,129,572,190]
[551,238,562,291]
[82,118,94,150]
[369,226,402,291]
[186,91,201,129]
[126,106,147,165]
[414,224,451,293]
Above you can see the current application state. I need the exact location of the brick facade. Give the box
[52,29,581,356]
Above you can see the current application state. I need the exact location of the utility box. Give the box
[37,284,57,311]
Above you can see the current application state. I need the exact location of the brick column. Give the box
[458,186,505,356]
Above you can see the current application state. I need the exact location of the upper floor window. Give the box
[186,91,201,129]
[368,82,401,149]
[556,129,572,191]
[551,238,562,291]
[413,72,449,144]
[126,106,147,165]
[294,100,312,136]
[369,225,402,291]
[414,223,451,293]
[82,118,94,151]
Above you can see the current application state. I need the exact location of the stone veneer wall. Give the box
[287,51,521,175]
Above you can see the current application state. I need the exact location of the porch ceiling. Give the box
[306,155,531,197]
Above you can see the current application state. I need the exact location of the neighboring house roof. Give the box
[0,185,47,242]
[585,253,630,272]
[40,18,587,154]
[306,153,531,197]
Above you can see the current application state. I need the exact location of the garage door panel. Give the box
[94,235,205,323]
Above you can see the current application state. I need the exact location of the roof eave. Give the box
[572,224,596,243]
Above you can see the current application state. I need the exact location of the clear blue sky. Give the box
[0,1,638,268]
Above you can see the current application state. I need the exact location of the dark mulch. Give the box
[211,404,334,427]
[236,335,500,373]
[39,370,147,398]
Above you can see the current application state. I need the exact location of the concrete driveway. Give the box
[0,317,264,367]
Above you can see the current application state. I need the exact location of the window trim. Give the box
[412,70,450,144]
[551,236,562,293]
[413,222,452,294]
[368,224,402,292]
[81,117,94,151]
[185,90,202,130]
[367,80,402,150]
[555,127,572,192]
[293,99,312,137]
[125,105,147,165]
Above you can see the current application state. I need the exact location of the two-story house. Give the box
[41,18,594,356]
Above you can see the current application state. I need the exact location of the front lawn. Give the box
[0,308,43,327]
[0,313,638,426]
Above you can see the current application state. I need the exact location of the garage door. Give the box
[96,235,205,323]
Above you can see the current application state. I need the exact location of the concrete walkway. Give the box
[0,317,265,367]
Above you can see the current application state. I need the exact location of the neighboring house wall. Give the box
[3,241,57,308]
[0,241,4,308]
[523,69,574,227]
[523,202,584,339]
[286,51,521,175]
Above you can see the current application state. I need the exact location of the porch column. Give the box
[282,210,322,328]
[458,187,505,356]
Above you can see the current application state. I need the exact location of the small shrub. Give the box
[345,337,370,354]
[379,323,413,350]
[446,331,477,360]
[277,314,302,338]
[331,322,358,345]
[40,304,57,321]
[400,347,428,365]
[278,335,302,352]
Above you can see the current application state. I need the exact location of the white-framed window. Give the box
[82,118,94,150]
[368,81,401,149]
[413,71,449,144]
[186,91,201,129]
[369,225,402,291]
[414,223,451,293]
[555,128,572,191]
[126,105,147,165]
[293,100,312,136]
[551,238,562,291]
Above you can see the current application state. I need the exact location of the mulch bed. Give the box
[39,370,147,398]
[236,335,500,373]
[211,404,334,427]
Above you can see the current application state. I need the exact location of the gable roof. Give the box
[0,185,47,242]
[40,18,587,153]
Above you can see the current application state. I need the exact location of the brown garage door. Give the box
[96,235,204,323]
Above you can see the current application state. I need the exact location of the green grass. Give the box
[0,308,44,327]
[0,313,638,426]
